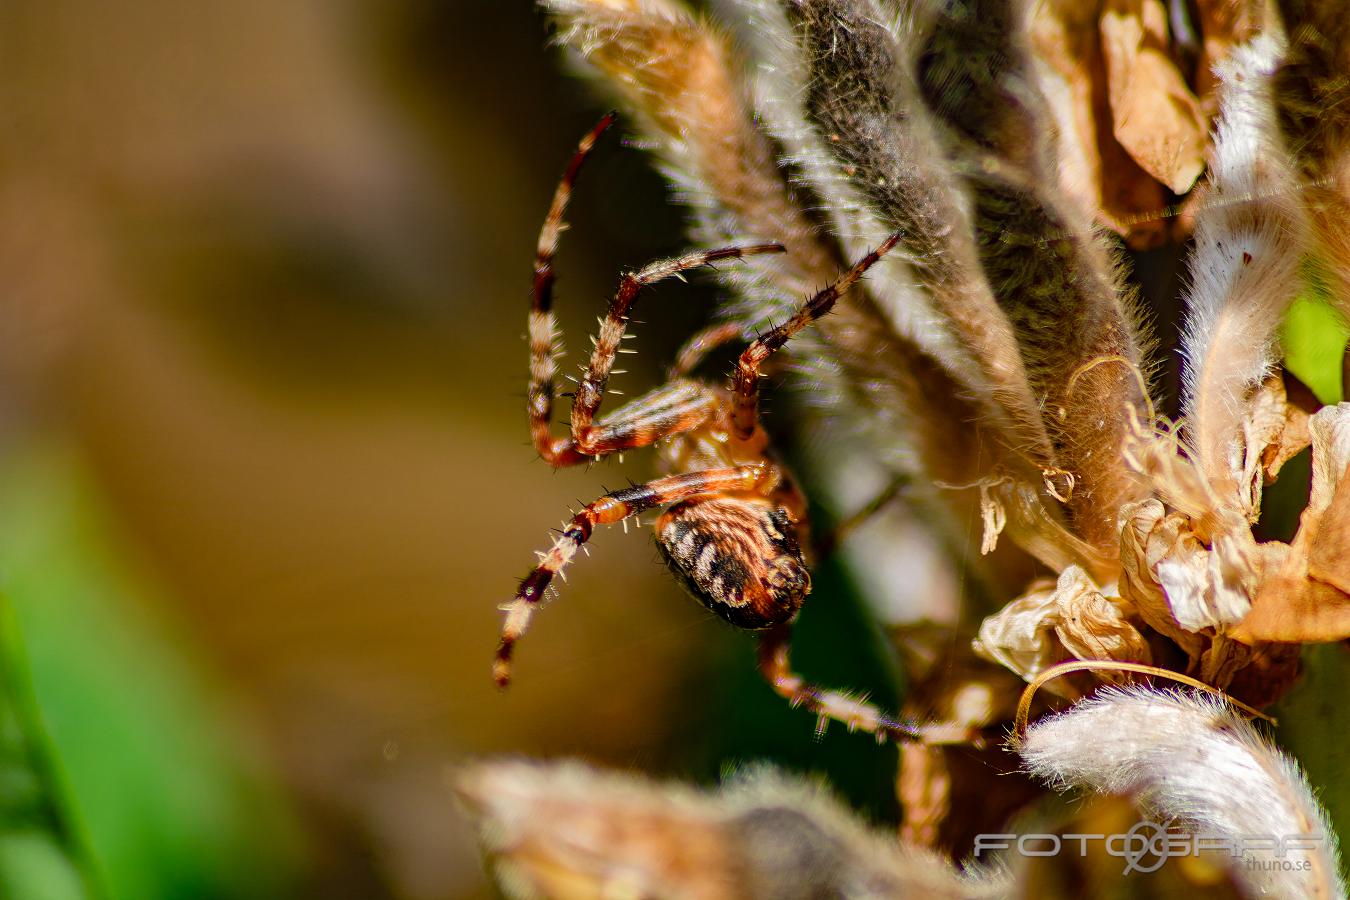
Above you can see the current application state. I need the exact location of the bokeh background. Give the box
[0,2,911,897]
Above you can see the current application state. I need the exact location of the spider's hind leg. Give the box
[495,465,771,687]
[756,623,925,745]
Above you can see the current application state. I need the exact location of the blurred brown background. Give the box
[0,2,766,897]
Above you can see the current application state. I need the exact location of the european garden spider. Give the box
[494,115,920,743]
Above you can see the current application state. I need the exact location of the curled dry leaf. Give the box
[1099,0,1208,194]
[1117,499,1209,660]
[1028,0,1171,247]
[1153,528,1262,633]
[1234,404,1350,642]
[1027,0,1242,247]
[1256,372,1315,483]
[972,566,1150,689]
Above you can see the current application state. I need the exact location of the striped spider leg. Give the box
[498,116,919,743]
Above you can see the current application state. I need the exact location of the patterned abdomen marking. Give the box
[655,497,810,629]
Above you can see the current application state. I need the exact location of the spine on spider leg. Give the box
[1181,34,1309,511]
[901,0,1152,552]
[1019,686,1344,900]
[569,243,784,445]
[731,232,902,440]
[746,0,1057,484]
[1272,0,1350,315]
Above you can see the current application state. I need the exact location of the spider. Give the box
[494,114,921,743]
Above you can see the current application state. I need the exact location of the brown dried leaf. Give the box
[1258,372,1316,482]
[1099,0,1207,193]
[972,578,1063,685]
[1154,528,1266,631]
[1051,568,1153,677]
[1238,569,1350,644]
[1234,404,1350,642]
[1028,0,1173,248]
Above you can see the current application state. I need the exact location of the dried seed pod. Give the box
[457,760,1010,899]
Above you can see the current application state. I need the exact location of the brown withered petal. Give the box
[1049,567,1153,677]
[972,578,1064,686]
[1027,0,1173,248]
[1099,0,1208,194]
[1257,372,1315,483]
[1154,529,1259,632]
[973,566,1149,687]
[1116,499,1209,661]
[1234,404,1350,642]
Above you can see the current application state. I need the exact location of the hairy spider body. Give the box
[495,116,922,742]
[657,495,810,630]
[644,375,812,629]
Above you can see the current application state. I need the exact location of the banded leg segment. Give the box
[670,321,743,378]
[569,243,785,455]
[756,624,922,744]
[530,113,616,464]
[732,233,902,440]
[531,380,721,465]
[495,464,770,686]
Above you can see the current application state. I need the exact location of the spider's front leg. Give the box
[731,232,902,439]
[526,114,784,466]
[494,465,773,687]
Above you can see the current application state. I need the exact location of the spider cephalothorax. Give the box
[494,115,920,742]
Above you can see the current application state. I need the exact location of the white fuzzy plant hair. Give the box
[1020,686,1345,900]
[1180,33,1309,514]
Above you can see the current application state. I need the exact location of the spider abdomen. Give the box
[655,496,810,630]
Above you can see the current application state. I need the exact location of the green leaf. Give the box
[1282,289,1348,405]
[0,444,304,900]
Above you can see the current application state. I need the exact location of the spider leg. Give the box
[530,113,615,465]
[568,243,784,455]
[731,232,901,440]
[541,380,721,464]
[756,623,923,744]
[526,115,784,464]
[495,464,771,687]
[574,380,723,457]
[669,321,742,378]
